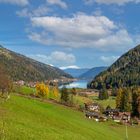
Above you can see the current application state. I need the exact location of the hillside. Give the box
[88,44,140,89]
[1,94,140,140]
[79,67,107,80]
[0,46,72,81]
[64,68,89,78]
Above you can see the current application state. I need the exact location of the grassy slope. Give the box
[90,96,116,108]
[0,95,140,140]
[13,86,35,95]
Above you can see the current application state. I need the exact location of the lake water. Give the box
[59,80,88,89]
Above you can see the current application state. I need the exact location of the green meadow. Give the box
[0,94,140,140]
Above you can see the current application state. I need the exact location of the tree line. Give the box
[98,86,140,118]
[35,82,77,106]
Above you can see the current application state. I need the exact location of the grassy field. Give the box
[13,85,35,95]
[90,95,116,108]
[0,94,140,140]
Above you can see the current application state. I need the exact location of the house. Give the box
[85,111,99,119]
[15,80,25,86]
[27,82,36,88]
[105,108,120,119]
[119,112,131,123]
[85,111,107,122]
[84,102,100,112]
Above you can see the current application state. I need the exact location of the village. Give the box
[84,102,139,125]
[14,78,77,88]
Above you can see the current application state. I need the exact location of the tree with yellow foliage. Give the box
[52,86,59,99]
[36,82,49,97]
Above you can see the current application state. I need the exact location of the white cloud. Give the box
[16,5,51,17]
[60,65,80,70]
[0,0,29,6]
[29,13,134,52]
[84,0,140,5]
[27,51,76,67]
[100,55,120,65]
[47,0,67,9]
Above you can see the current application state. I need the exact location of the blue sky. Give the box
[0,0,140,69]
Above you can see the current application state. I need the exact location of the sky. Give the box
[0,0,140,69]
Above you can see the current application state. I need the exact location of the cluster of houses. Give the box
[84,102,132,124]
[14,80,36,88]
[14,78,76,88]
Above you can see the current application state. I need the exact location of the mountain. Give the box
[79,67,107,80]
[88,44,140,89]
[0,46,72,81]
[64,68,89,78]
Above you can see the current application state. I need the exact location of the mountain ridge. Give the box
[88,44,140,89]
[0,46,72,81]
[79,66,107,80]
[64,68,90,78]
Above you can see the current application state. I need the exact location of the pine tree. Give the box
[123,88,132,112]
[116,88,132,112]
[116,88,123,110]
[132,87,140,117]
[137,96,140,118]
[60,86,69,104]
[99,87,109,100]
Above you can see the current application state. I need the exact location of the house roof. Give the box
[119,112,131,116]
[105,108,120,112]
[85,111,100,117]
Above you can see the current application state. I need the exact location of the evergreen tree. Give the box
[116,88,132,112]
[60,86,69,104]
[137,96,140,118]
[99,87,109,100]
[116,88,123,110]
[123,88,132,112]
[132,87,140,117]
[111,88,117,96]
[71,88,77,96]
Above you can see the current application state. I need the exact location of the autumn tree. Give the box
[0,65,12,98]
[52,86,59,100]
[36,82,49,97]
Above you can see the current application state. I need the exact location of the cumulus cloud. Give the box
[0,0,29,6]
[100,55,120,65]
[84,0,140,5]
[28,13,133,52]
[27,51,76,67]
[47,0,67,9]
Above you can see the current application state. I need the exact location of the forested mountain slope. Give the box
[89,45,140,89]
[0,46,72,81]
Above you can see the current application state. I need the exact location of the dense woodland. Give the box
[88,45,140,90]
[115,87,140,118]
[0,46,72,82]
